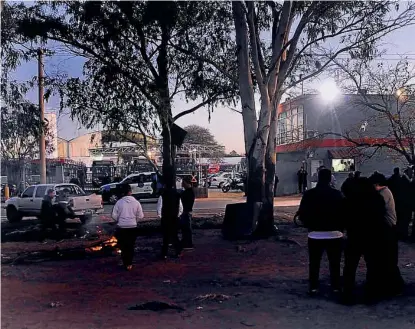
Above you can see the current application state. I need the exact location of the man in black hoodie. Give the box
[298,168,345,294]
[39,188,58,242]
[160,173,182,259]
[387,167,412,240]
[342,177,386,304]
[180,176,195,249]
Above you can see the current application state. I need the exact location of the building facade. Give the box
[57,131,102,166]
[275,94,406,195]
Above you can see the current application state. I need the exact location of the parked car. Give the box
[210,172,232,188]
[101,172,183,204]
[100,172,156,204]
[4,183,103,223]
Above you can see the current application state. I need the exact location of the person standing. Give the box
[39,188,60,242]
[410,173,415,242]
[111,184,144,271]
[180,177,195,249]
[77,168,85,190]
[53,188,75,240]
[387,167,412,240]
[297,167,308,194]
[341,172,355,198]
[297,169,345,295]
[342,177,386,304]
[274,174,279,197]
[370,172,404,298]
[159,179,182,259]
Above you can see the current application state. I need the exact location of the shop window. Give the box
[332,159,355,173]
[276,105,304,145]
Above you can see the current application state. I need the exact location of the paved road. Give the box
[1,195,301,221]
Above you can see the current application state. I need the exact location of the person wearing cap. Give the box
[297,168,345,295]
[180,176,195,249]
[111,183,144,271]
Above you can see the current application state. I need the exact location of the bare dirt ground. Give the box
[2,207,415,329]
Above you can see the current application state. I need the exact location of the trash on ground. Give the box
[236,245,247,253]
[49,301,63,308]
[128,301,184,312]
[241,320,255,327]
[195,293,231,302]
[196,306,203,310]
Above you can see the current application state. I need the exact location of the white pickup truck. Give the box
[4,183,103,223]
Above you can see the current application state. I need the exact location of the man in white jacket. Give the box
[111,184,144,270]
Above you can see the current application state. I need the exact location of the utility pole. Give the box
[38,48,47,184]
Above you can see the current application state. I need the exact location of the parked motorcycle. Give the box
[222,177,244,193]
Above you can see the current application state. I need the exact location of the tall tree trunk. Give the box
[260,98,280,236]
[248,97,271,204]
[161,123,175,188]
[157,21,176,189]
[232,1,257,200]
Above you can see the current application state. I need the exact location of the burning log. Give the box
[85,236,120,253]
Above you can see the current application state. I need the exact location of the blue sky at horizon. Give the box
[11,4,415,153]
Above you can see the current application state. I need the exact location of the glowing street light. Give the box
[318,79,340,102]
[396,88,406,102]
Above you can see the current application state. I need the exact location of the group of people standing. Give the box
[111,176,195,270]
[298,167,407,304]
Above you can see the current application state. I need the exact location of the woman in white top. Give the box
[111,184,144,271]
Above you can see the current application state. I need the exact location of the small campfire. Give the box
[85,236,120,253]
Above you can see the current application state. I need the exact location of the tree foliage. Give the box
[182,125,225,158]
[332,59,415,165]
[183,125,223,147]
[228,0,415,233]
[16,1,238,186]
[1,101,54,161]
[1,2,54,162]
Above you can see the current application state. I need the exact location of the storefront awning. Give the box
[328,148,361,159]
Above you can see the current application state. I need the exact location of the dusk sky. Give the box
[12,12,415,153]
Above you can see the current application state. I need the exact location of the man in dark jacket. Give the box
[54,188,76,239]
[342,177,386,304]
[298,168,344,294]
[160,175,182,259]
[274,174,279,197]
[341,172,355,198]
[387,167,412,240]
[39,188,58,241]
[371,172,404,299]
[180,176,196,249]
[297,167,308,193]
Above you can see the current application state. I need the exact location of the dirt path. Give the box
[2,218,415,329]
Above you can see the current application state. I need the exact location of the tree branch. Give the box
[246,1,265,90]
[173,94,227,122]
